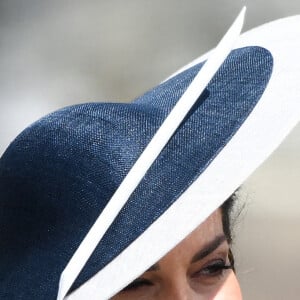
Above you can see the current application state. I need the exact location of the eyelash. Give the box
[122,260,232,291]
[193,259,232,279]
[122,278,153,291]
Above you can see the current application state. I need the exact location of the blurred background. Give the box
[1,0,299,298]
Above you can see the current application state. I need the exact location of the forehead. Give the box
[182,209,223,244]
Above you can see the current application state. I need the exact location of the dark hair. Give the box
[221,192,239,270]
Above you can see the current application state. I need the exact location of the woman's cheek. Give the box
[213,272,242,300]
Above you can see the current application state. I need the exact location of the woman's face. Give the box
[112,209,242,300]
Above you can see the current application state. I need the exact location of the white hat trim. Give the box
[57,8,246,300]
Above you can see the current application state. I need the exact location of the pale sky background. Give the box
[1,1,300,298]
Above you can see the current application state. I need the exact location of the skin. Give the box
[111,209,242,300]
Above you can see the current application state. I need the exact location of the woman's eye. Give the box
[121,278,153,291]
[194,259,233,279]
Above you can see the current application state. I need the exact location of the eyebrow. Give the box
[145,234,227,272]
[191,234,227,263]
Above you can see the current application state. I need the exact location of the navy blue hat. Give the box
[1,11,300,300]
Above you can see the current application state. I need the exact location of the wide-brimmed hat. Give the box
[0,8,300,300]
